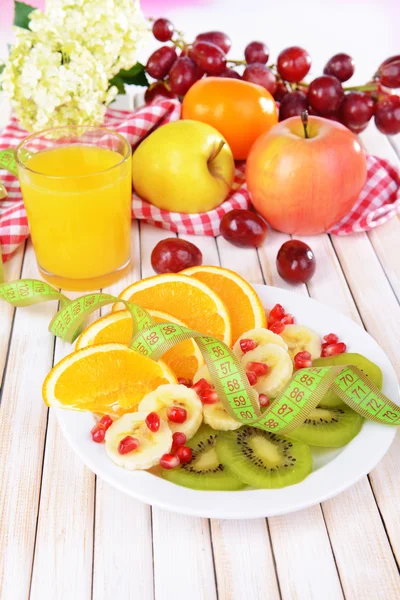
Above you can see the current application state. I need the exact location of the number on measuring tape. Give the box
[146,331,159,345]
[278,403,293,416]
[239,410,253,420]
[300,374,315,386]
[219,361,231,375]
[161,324,176,335]
[212,345,224,358]
[265,418,279,429]
[227,378,240,392]
[339,372,355,387]
[135,342,148,356]
[290,387,304,402]
[233,395,246,407]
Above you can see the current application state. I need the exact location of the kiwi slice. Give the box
[287,405,363,447]
[313,353,383,408]
[161,425,244,491]
[215,427,313,489]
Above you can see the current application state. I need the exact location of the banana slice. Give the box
[242,343,293,397]
[105,411,172,470]
[203,401,241,431]
[139,384,203,439]
[193,364,212,384]
[233,327,288,358]
[279,324,322,360]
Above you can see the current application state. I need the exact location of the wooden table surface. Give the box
[1,93,400,600]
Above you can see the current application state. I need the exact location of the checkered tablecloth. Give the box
[1,97,399,262]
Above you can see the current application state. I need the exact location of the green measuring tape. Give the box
[0,148,20,285]
[1,278,400,433]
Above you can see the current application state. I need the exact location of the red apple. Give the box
[245,115,367,235]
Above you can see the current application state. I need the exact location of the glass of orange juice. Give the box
[16,126,132,291]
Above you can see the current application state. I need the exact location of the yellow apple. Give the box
[131,120,235,213]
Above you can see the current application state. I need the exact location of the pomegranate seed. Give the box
[118,435,140,455]
[246,361,269,376]
[99,415,113,430]
[91,423,106,443]
[239,338,258,354]
[200,388,219,404]
[268,303,285,325]
[323,333,339,345]
[160,453,180,469]
[294,351,313,369]
[146,411,160,432]
[321,342,329,350]
[167,406,187,424]
[192,378,211,396]
[178,377,193,387]
[176,446,193,464]
[246,371,258,386]
[259,393,270,407]
[269,321,285,334]
[171,431,186,453]
[281,314,294,325]
[321,342,347,357]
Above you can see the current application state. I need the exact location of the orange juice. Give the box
[18,141,132,290]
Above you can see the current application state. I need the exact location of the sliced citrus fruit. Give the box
[43,343,177,416]
[114,274,232,345]
[75,309,204,381]
[182,266,266,344]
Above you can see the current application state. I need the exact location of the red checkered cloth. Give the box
[1,98,399,262]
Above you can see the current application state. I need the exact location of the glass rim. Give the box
[15,125,131,179]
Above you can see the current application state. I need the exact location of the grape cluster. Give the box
[145,18,400,136]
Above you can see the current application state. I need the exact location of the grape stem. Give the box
[298,81,378,93]
[227,59,246,66]
[301,110,309,139]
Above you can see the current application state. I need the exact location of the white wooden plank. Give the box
[0,242,56,600]
[0,244,25,387]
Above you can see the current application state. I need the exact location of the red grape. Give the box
[308,75,344,114]
[219,68,241,79]
[277,46,311,83]
[190,41,226,75]
[276,240,316,284]
[378,55,400,89]
[220,209,268,248]
[168,57,201,95]
[374,96,400,135]
[146,46,177,80]
[279,91,308,121]
[273,82,289,102]
[244,41,269,64]
[323,53,354,82]
[152,18,174,42]
[144,81,176,103]
[242,63,276,94]
[340,92,374,131]
[151,238,202,274]
[194,31,231,54]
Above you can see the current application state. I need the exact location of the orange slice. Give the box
[114,274,231,345]
[43,343,177,416]
[182,266,266,344]
[75,309,204,381]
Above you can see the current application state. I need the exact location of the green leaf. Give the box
[0,64,4,91]
[14,1,35,30]
[112,62,149,88]
[109,76,127,95]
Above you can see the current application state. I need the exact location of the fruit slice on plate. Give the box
[43,343,177,416]
[105,411,173,470]
[183,266,266,344]
[241,343,293,397]
[233,327,288,359]
[138,383,203,439]
[279,324,322,360]
[75,309,204,381]
[115,273,231,345]
[313,352,383,408]
[161,425,245,491]
[194,365,241,431]
[287,405,363,447]
[216,426,313,489]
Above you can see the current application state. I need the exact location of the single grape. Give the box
[308,75,344,114]
[189,41,226,75]
[146,46,177,80]
[242,63,276,94]
[151,238,202,274]
[378,55,400,89]
[279,91,308,121]
[144,81,176,103]
[244,41,269,64]
[220,209,268,248]
[340,92,374,130]
[323,53,354,82]
[168,57,201,95]
[273,82,289,102]
[277,46,311,83]
[194,31,231,54]
[219,68,241,79]
[152,18,174,42]
[276,240,316,284]
[374,96,400,135]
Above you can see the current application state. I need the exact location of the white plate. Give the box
[56,284,399,519]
